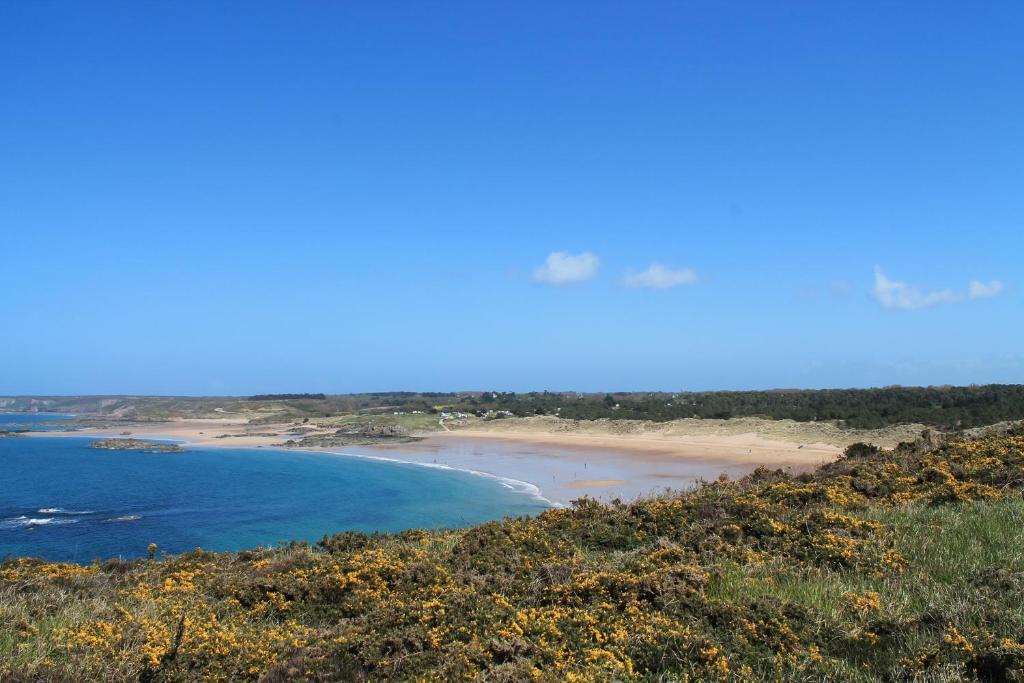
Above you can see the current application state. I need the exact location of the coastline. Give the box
[354,434,836,504]
[23,417,849,504]
[314,448,558,507]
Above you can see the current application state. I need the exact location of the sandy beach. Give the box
[22,415,871,504]
[351,434,836,504]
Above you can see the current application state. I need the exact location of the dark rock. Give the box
[89,438,184,453]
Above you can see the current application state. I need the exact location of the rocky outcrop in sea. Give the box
[89,438,184,453]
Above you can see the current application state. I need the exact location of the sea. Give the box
[0,413,549,563]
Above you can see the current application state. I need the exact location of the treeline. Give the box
[246,393,327,401]
[11,385,1023,430]
[448,384,1024,430]
[242,385,1024,429]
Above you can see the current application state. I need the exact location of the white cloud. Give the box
[968,279,1005,299]
[532,251,600,285]
[873,267,1005,310]
[622,263,698,289]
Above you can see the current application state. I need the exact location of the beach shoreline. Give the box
[23,416,854,504]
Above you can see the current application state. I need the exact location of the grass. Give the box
[703,497,1024,681]
[709,497,1024,604]
[324,412,443,432]
[882,499,1024,584]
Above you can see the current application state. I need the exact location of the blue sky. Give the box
[1,2,1021,395]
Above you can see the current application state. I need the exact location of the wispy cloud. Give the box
[622,263,698,289]
[872,267,1005,310]
[533,251,600,285]
[968,279,1005,300]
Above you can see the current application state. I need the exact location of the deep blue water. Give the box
[0,436,549,563]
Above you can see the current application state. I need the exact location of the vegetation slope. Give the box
[3,435,1024,681]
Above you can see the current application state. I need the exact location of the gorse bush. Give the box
[3,437,1024,681]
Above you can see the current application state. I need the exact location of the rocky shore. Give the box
[278,422,422,448]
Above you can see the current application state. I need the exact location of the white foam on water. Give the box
[37,508,93,515]
[1,516,79,528]
[101,515,142,523]
[318,449,564,508]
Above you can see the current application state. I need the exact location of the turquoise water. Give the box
[0,435,549,563]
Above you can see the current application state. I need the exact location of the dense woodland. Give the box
[3,384,1024,430]
[343,385,1024,430]
[457,385,1024,429]
[247,394,328,402]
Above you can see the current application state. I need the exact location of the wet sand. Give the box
[354,434,834,504]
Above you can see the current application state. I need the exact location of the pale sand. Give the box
[361,433,835,504]
[566,479,626,489]
[444,428,839,464]
[28,417,845,504]
[442,415,924,450]
[33,419,292,448]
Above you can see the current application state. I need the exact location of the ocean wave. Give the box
[100,515,142,523]
[1,515,79,528]
[37,508,93,515]
[320,450,563,508]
